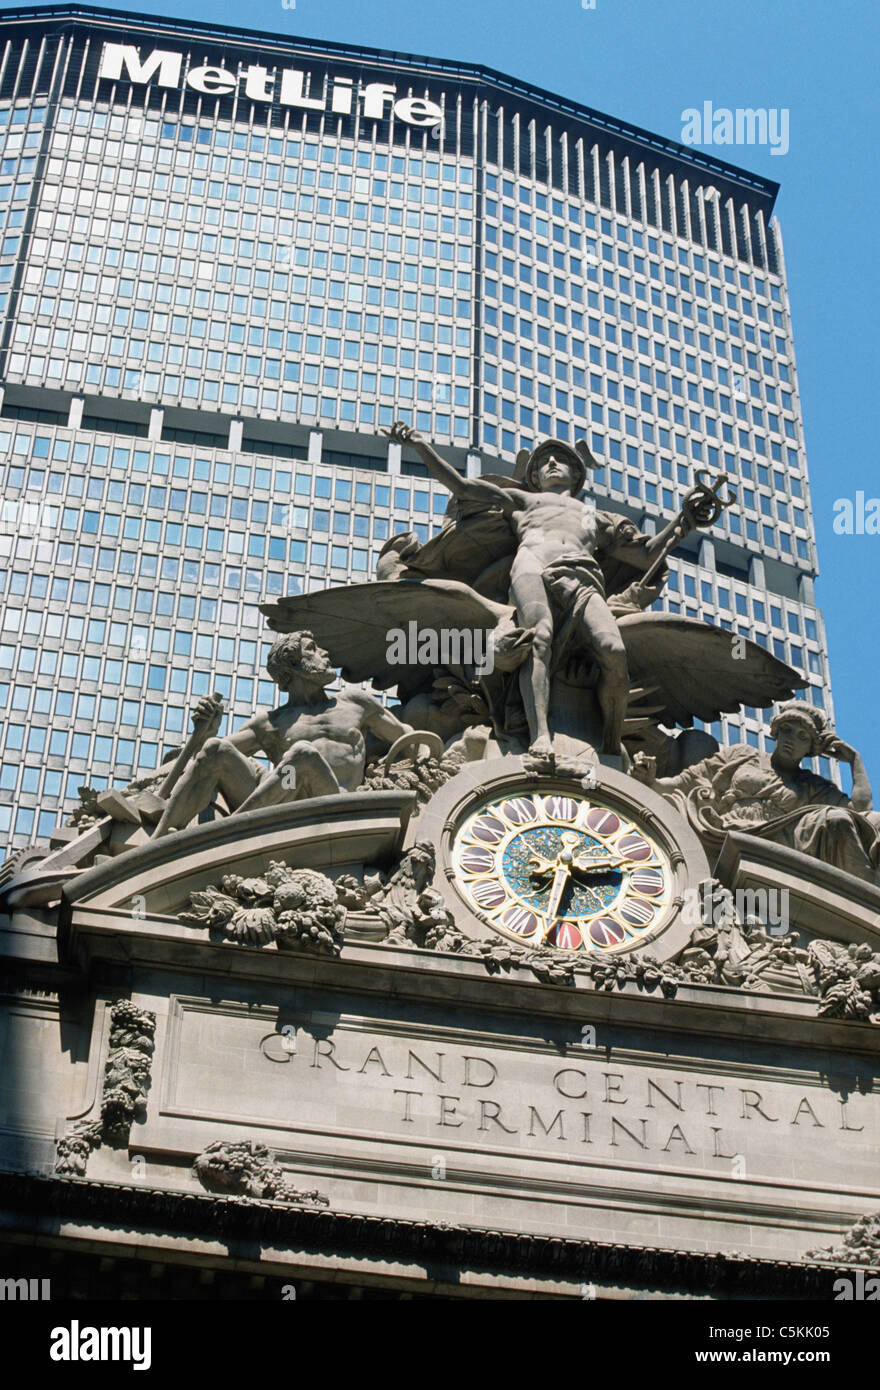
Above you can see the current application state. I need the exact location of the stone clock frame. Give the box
[410,756,713,962]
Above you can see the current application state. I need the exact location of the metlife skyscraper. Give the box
[0,4,833,859]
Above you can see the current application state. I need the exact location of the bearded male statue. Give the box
[152,630,415,838]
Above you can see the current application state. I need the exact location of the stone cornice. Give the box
[0,1172,874,1297]
[44,916,880,1058]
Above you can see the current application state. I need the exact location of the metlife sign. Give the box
[98,42,446,128]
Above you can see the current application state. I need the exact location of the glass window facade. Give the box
[0,11,836,857]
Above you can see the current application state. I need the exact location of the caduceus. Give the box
[631,470,737,601]
[527,830,626,936]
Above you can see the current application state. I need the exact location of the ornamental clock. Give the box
[452,788,673,955]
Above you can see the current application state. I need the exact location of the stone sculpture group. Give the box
[74,425,874,890]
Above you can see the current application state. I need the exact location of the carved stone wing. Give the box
[260,579,514,689]
[393,495,517,602]
[618,612,807,726]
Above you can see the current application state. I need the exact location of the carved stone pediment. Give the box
[61,791,414,918]
[714,831,880,950]
[49,755,880,1026]
[57,791,414,972]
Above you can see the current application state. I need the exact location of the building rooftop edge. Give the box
[0,1,780,210]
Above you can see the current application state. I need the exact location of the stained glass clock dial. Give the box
[453,790,672,954]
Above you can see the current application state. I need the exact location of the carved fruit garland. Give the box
[180,861,346,956]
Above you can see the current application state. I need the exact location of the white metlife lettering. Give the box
[98,43,182,88]
[98,43,444,128]
[186,65,237,97]
[361,82,398,119]
[331,77,354,114]
[244,65,275,103]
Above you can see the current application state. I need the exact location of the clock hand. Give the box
[529,832,580,875]
[545,861,571,935]
[527,852,556,877]
[571,854,625,875]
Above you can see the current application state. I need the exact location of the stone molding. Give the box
[59,790,415,922]
[2,1171,875,1297]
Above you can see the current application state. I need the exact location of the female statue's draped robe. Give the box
[661,744,880,885]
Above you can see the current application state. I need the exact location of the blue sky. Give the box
[85,0,879,784]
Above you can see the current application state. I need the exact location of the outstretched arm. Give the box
[630,755,698,794]
[227,720,266,757]
[611,474,735,572]
[613,497,722,569]
[383,422,513,510]
[631,745,736,794]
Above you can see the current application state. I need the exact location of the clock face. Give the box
[453,789,672,954]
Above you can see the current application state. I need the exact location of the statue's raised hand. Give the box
[383,420,420,445]
[687,494,720,528]
[190,694,224,736]
[821,734,857,765]
[630,752,657,786]
[680,471,736,533]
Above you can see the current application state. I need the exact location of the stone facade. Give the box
[1,755,879,1299]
